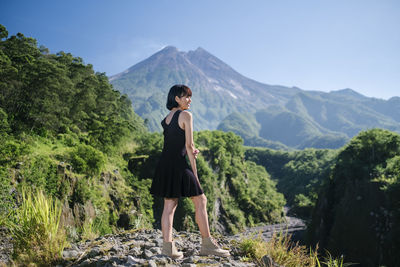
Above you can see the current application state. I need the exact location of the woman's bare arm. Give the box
[181,111,199,179]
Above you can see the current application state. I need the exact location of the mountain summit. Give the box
[110,46,400,149]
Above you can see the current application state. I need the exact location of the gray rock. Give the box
[125,255,145,265]
[78,259,92,267]
[182,264,196,267]
[148,260,157,267]
[126,255,136,265]
[149,246,162,255]
[144,249,153,258]
[182,256,198,263]
[63,249,80,259]
[129,246,142,256]
[121,244,129,252]
[155,238,163,247]
[261,255,283,267]
[150,254,170,264]
[87,247,101,258]
[143,241,156,248]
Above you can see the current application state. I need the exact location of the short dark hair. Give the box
[166,84,192,110]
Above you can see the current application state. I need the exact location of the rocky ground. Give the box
[61,229,255,267]
[0,217,305,266]
[0,227,12,264]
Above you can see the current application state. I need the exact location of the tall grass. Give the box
[315,251,357,267]
[6,188,68,266]
[239,232,356,267]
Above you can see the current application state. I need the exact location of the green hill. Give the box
[308,129,400,267]
[219,90,400,149]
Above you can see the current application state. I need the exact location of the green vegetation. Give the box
[0,24,145,152]
[238,233,354,267]
[245,147,337,219]
[219,105,349,150]
[6,188,67,265]
[217,111,290,150]
[0,24,150,264]
[308,129,400,267]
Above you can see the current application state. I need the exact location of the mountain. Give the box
[109,46,300,132]
[110,46,400,149]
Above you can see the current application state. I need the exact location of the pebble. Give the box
[144,249,153,258]
[148,259,157,267]
[63,249,80,259]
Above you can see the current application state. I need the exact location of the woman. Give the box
[150,84,230,259]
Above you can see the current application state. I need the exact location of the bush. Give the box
[20,155,61,197]
[6,188,68,265]
[238,233,354,267]
[69,144,106,175]
[0,138,30,166]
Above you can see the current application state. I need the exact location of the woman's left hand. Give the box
[193,149,200,159]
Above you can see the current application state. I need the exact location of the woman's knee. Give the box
[193,194,207,208]
[163,198,178,213]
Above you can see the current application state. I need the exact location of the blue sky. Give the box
[1,0,399,99]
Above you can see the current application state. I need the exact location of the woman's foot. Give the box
[162,241,183,259]
[199,236,230,257]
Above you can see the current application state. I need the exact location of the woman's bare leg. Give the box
[161,198,178,242]
[191,194,211,238]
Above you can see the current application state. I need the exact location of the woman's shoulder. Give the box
[180,110,192,119]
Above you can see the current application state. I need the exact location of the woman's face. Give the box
[175,94,192,110]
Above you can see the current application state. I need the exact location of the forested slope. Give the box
[308,129,400,267]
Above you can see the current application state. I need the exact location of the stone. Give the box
[78,259,93,266]
[148,260,157,267]
[182,256,197,263]
[149,247,162,255]
[182,264,196,267]
[150,254,170,264]
[87,247,101,258]
[155,238,163,247]
[144,249,153,258]
[261,255,283,267]
[129,246,142,256]
[125,255,145,265]
[126,255,136,265]
[143,241,156,248]
[63,249,80,259]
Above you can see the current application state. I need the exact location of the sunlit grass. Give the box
[5,187,68,266]
[315,251,357,267]
[239,232,356,267]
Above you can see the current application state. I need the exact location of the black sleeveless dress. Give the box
[150,110,204,198]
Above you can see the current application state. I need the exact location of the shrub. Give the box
[69,144,106,175]
[6,188,68,265]
[238,233,355,267]
[19,155,60,197]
